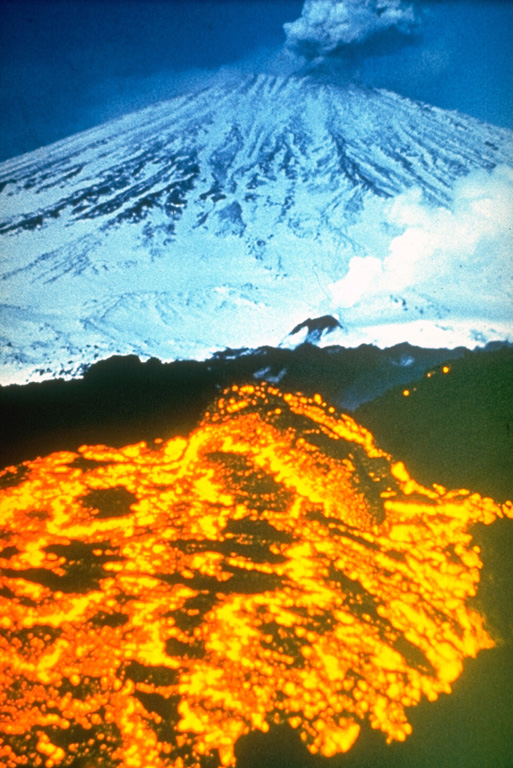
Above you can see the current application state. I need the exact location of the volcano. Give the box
[1,72,512,384]
[1,66,513,768]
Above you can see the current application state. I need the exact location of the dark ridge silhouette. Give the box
[355,342,513,503]
[0,343,473,469]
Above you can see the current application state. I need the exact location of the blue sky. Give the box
[0,0,512,161]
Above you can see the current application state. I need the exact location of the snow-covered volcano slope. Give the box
[1,73,512,384]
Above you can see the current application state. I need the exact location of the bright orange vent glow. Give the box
[1,383,511,768]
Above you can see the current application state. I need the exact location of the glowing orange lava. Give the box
[0,383,511,767]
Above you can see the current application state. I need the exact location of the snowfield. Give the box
[1,73,512,384]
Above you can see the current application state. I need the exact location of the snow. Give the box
[1,73,512,385]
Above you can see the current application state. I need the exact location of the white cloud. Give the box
[329,165,513,321]
[284,0,420,57]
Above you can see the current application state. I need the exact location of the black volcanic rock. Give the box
[356,344,513,503]
[1,343,508,473]
[290,315,342,342]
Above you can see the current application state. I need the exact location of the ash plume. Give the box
[284,0,421,60]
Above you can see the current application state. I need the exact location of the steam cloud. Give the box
[284,0,420,58]
[329,165,513,320]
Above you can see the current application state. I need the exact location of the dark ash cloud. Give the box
[283,0,421,59]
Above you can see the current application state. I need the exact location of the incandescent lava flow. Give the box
[1,383,512,768]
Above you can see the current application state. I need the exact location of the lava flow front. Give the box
[0,383,511,768]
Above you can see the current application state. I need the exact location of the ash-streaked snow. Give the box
[1,73,512,385]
